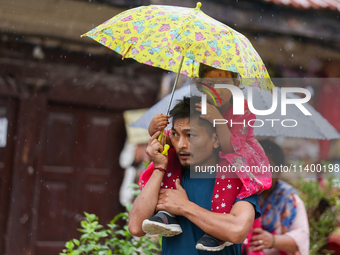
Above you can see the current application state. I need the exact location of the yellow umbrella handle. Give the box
[158,130,164,142]
[158,130,170,156]
[161,144,170,156]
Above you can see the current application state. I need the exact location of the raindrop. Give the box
[291,54,294,57]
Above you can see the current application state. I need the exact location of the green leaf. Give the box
[115,230,126,237]
[142,161,150,168]
[125,204,133,212]
[122,245,135,255]
[73,239,80,246]
[111,212,128,224]
[84,212,97,222]
[65,241,74,250]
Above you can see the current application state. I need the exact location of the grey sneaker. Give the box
[142,211,183,237]
[196,234,233,251]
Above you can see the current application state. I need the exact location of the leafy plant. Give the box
[60,184,161,255]
[292,178,340,255]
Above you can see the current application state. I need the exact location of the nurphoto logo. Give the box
[200,85,312,128]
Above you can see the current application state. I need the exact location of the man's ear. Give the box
[235,80,241,87]
[212,132,220,149]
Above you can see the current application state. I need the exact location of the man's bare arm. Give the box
[128,131,168,237]
[128,170,165,237]
[182,200,255,243]
[156,180,255,243]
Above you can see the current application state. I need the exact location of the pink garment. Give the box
[139,99,272,213]
[243,218,265,255]
[218,100,271,199]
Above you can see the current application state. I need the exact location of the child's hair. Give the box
[198,63,241,105]
[199,63,239,83]
[169,96,215,135]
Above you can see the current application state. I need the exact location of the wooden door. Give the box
[30,104,125,255]
[0,97,17,254]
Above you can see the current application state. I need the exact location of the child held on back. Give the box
[139,64,271,252]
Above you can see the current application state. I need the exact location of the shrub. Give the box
[293,178,340,255]
[60,184,161,255]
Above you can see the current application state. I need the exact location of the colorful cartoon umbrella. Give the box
[82,2,274,112]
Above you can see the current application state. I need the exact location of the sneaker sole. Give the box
[195,241,233,251]
[142,220,183,237]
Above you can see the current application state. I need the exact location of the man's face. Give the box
[170,117,219,168]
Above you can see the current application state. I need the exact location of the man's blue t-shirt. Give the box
[162,169,261,255]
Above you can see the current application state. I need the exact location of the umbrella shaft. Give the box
[166,56,184,116]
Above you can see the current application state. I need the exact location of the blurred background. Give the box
[1,0,340,254]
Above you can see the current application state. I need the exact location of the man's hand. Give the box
[146,131,168,169]
[156,179,189,215]
[249,228,275,251]
[195,102,223,123]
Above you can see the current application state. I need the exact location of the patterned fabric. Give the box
[139,148,182,190]
[260,181,297,234]
[82,3,274,91]
[219,100,272,199]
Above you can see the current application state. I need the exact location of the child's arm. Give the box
[148,113,172,146]
[195,103,234,154]
[148,113,169,136]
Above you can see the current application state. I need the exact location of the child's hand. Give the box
[148,113,170,136]
[195,103,223,123]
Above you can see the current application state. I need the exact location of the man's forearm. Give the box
[128,170,165,237]
[181,200,255,243]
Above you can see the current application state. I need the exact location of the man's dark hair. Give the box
[169,96,214,135]
[199,63,238,80]
[259,139,285,166]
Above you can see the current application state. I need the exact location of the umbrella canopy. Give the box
[131,85,340,140]
[81,2,274,91]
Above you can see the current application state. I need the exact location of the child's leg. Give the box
[142,210,182,237]
[141,148,183,237]
[196,234,233,252]
[196,164,242,251]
